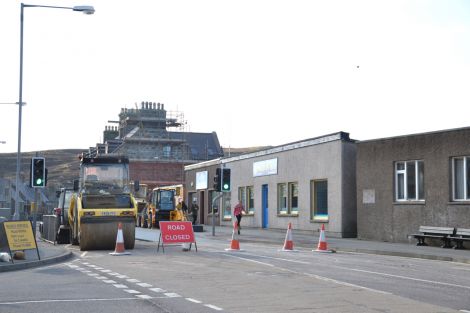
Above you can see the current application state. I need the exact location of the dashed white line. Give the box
[95,276,107,280]
[164,293,181,298]
[103,280,117,284]
[149,288,166,293]
[87,273,99,277]
[460,310,470,313]
[81,252,88,258]
[116,275,128,279]
[136,283,152,288]
[100,269,112,273]
[124,289,141,294]
[113,284,129,289]
[204,304,223,311]
[126,278,140,283]
[186,298,202,304]
[136,295,153,299]
[108,272,120,276]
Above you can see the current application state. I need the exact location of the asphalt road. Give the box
[0,236,469,313]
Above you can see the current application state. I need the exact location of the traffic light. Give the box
[221,168,231,192]
[31,157,46,188]
[213,168,221,191]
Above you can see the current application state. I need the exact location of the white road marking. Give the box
[113,284,129,289]
[136,295,153,299]
[460,310,470,313]
[338,266,470,290]
[186,298,202,304]
[87,273,99,277]
[164,293,181,298]
[0,297,145,305]
[223,254,274,267]
[100,269,112,273]
[95,276,107,280]
[150,288,166,293]
[116,275,128,279]
[244,252,310,265]
[137,283,152,288]
[82,262,90,265]
[124,289,141,294]
[224,252,390,295]
[81,252,88,258]
[108,272,120,276]
[81,270,92,273]
[126,278,140,283]
[94,267,104,270]
[204,304,223,311]
[103,280,117,284]
[68,265,78,268]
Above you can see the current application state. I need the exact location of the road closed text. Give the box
[159,221,195,244]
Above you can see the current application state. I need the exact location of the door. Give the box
[262,184,268,228]
[199,191,205,224]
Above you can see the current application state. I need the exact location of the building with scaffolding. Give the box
[88,101,223,189]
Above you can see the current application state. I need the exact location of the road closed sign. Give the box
[157,221,197,252]
[159,221,195,243]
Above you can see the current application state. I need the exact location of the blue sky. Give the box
[0,0,469,153]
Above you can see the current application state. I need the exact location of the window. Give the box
[289,183,298,214]
[312,180,328,221]
[223,192,232,220]
[278,183,287,214]
[238,186,254,214]
[453,156,470,201]
[246,186,255,213]
[278,182,298,215]
[395,160,424,201]
[238,186,246,208]
[163,145,171,158]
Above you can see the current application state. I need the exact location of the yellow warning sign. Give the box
[3,221,37,251]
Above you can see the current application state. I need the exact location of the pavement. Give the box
[1,225,469,272]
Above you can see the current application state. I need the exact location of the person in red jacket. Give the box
[233,200,246,235]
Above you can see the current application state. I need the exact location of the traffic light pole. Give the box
[211,192,223,236]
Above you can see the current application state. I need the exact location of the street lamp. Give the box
[13,3,94,220]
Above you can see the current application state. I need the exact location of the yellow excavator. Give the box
[68,155,137,251]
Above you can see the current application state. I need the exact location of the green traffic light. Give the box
[223,184,229,190]
[36,178,42,185]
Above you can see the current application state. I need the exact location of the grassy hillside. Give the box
[0,149,86,189]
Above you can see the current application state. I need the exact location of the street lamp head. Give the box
[73,5,95,14]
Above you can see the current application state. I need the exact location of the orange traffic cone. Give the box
[280,222,297,252]
[314,224,333,253]
[110,223,131,256]
[225,222,243,251]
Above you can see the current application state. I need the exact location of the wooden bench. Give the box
[449,228,470,250]
[409,226,455,248]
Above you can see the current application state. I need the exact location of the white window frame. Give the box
[452,156,469,201]
[395,160,424,201]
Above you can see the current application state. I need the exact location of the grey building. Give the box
[185,132,357,238]
[356,127,470,243]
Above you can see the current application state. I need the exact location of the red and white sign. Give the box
[159,221,195,244]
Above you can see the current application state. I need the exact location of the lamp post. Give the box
[13,3,94,221]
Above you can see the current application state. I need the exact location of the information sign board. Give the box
[2,221,40,263]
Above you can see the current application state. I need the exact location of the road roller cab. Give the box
[68,155,137,251]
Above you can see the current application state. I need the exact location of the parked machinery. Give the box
[130,182,148,227]
[146,184,185,228]
[68,155,137,251]
[40,187,74,244]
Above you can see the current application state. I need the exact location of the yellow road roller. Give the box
[68,155,137,251]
